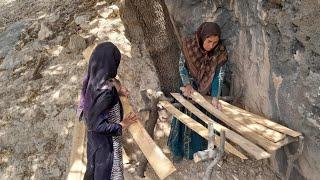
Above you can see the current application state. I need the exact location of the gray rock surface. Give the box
[0,21,27,59]
[98,4,120,19]
[38,23,52,40]
[75,14,91,30]
[0,40,46,70]
[68,34,87,53]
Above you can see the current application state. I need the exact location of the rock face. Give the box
[0,21,28,59]
[38,23,53,40]
[68,34,87,53]
[165,0,320,179]
[0,0,96,179]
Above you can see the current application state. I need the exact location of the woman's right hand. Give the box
[180,84,195,97]
[211,97,222,110]
[119,112,138,129]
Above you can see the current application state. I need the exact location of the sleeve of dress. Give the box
[92,115,122,136]
[179,52,192,86]
[211,65,225,97]
[90,88,122,136]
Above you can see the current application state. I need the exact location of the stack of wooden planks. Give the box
[159,92,302,160]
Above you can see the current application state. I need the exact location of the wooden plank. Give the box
[171,93,270,160]
[219,103,286,143]
[219,100,302,137]
[202,96,286,142]
[190,92,282,152]
[120,97,176,180]
[159,101,248,160]
[275,136,298,147]
[66,120,86,180]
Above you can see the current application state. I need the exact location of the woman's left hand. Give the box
[212,97,222,110]
[119,86,129,97]
[112,79,129,97]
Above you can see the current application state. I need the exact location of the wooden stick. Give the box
[193,123,217,163]
[193,149,218,163]
[203,130,225,180]
[190,92,281,153]
[159,101,248,160]
[120,97,176,180]
[171,93,270,160]
[136,89,162,177]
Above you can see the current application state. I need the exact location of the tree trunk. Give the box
[120,0,180,177]
[121,0,180,95]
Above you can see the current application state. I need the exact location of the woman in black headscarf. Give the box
[78,42,137,180]
[168,22,228,161]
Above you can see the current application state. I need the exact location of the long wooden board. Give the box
[171,93,270,160]
[120,97,176,180]
[190,92,282,152]
[219,104,286,143]
[66,120,87,180]
[275,136,298,148]
[219,100,302,137]
[159,101,248,160]
[202,96,286,142]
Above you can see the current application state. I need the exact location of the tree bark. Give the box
[121,0,180,95]
[120,0,180,177]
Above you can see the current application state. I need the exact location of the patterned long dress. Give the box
[167,52,225,160]
[108,102,124,180]
[78,78,125,180]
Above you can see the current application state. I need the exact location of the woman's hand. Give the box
[180,84,195,97]
[212,97,222,110]
[119,112,138,129]
[118,86,129,97]
[112,78,129,97]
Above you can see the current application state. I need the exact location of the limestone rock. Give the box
[0,21,28,59]
[68,34,87,53]
[98,5,119,19]
[38,23,53,40]
[74,15,91,30]
[0,41,45,70]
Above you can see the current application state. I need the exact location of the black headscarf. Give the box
[82,42,122,129]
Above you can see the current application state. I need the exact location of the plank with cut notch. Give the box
[171,93,270,160]
[159,101,248,160]
[219,100,302,137]
[120,97,176,180]
[190,92,282,152]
